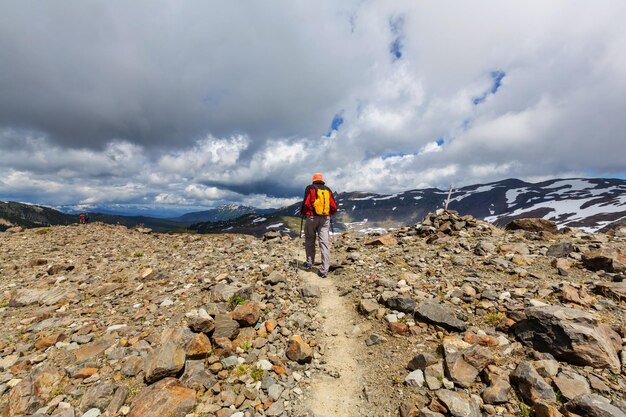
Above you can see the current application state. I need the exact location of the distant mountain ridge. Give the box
[171,204,274,223]
[0,201,190,232]
[190,178,626,235]
[4,178,626,234]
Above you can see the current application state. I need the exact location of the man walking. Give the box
[300,173,337,277]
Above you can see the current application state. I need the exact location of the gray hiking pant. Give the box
[304,215,331,275]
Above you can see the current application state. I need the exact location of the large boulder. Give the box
[505,218,558,234]
[514,306,621,372]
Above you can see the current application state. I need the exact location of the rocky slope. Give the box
[0,213,625,417]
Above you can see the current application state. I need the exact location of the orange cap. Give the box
[312,173,324,182]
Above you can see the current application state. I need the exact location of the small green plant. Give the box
[555,389,565,404]
[240,340,252,352]
[518,403,531,417]
[228,295,247,307]
[133,252,144,258]
[0,299,8,308]
[124,381,143,400]
[484,312,505,326]
[35,228,52,235]
[49,385,67,398]
[250,367,264,381]
[234,364,249,377]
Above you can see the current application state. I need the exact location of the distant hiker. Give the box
[84,213,90,224]
[300,173,337,278]
[79,213,85,224]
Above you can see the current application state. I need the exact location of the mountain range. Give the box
[190,177,626,235]
[2,177,625,234]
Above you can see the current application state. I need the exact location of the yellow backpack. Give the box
[313,186,330,216]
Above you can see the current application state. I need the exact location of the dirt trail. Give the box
[300,270,365,417]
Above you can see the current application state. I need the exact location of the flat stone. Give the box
[547,242,574,258]
[8,366,68,415]
[436,389,481,417]
[188,316,215,334]
[128,377,196,417]
[482,378,511,404]
[510,361,556,404]
[286,335,312,364]
[8,288,46,307]
[505,218,557,234]
[79,383,116,412]
[594,281,626,302]
[73,339,114,362]
[404,370,424,387]
[231,302,261,326]
[180,359,216,391]
[553,373,590,400]
[212,314,240,340]
[386,296,416,314]
[144,342,186,384]
[415,300,466,332]
[359,299,379,315]
[300,284,320,298]
[564,393,626,417]
[424,362,444,390]
[582,249,626,273]
[364,234,398,246]
[442,336,479,388]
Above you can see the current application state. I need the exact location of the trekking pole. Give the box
[296,216,304,270]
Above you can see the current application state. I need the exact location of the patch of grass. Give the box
[0,299,8,308]
[240,340,252,352]
[518,403,531,417]
[228,295,247,307]
[250,367,264,381]
[133,252,144,258]
[234,364,249,377]
[124,380,143,400]
[49,385,67,398]
[484,312,506,326]
[35,228,52,235]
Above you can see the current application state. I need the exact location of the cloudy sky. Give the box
[1,1,625,215]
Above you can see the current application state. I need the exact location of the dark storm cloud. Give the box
[1,1,625,213]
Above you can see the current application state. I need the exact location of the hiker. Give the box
[79,213,85,224]
[84,213,90,224]
[300,173,337,277]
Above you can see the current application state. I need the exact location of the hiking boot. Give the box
[317,270,328,278]
[303,261,312,269]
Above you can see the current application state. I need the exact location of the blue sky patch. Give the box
[325,113,344,136]
[382,151,413,160]
[436,137,445,146]
[388,16,405,62]
[472,70,506,105]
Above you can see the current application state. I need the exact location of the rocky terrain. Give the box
[0,210,625,417]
